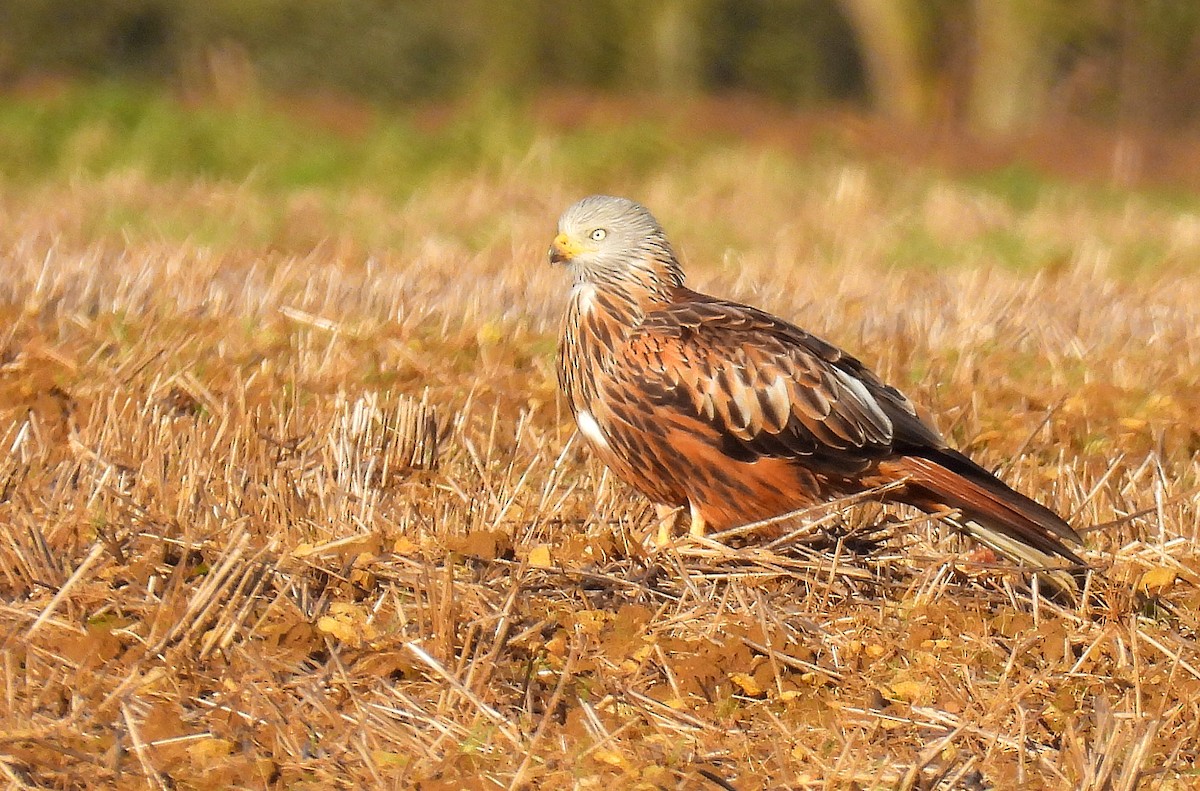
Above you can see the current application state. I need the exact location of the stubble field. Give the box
[2,91,1200,789]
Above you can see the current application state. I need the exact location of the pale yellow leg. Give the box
[688,501,707,538]
[654,504,682,548]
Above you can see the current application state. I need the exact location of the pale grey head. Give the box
[549,195,684,290]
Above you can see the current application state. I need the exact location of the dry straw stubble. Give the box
[0,166,1199,789]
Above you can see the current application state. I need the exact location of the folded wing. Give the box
[607,295,943,475]
[597,294,1085,583]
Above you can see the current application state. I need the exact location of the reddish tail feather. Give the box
[888,448,1087,590]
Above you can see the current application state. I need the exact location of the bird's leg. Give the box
[654,504,684,547]
[688,501,707,538]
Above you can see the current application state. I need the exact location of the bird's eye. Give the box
[590,228,607,242]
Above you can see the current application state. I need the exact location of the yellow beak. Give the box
[549,232,583,264]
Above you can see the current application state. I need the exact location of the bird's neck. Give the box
[560,274,659,380]
[558,258,686,414]
[572,258,683,323]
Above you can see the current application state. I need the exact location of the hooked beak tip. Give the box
[549,233,578,265]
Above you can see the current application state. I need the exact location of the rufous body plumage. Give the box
[551,195,1085,587]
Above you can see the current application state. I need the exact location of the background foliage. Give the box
[5,0,1200,131]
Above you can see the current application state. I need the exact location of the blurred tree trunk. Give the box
[649,0,702,95]
[968,0,1051,135]
[841,0,1058,135]
[837,0,928,124]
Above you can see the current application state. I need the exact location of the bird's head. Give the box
[549,195,684,295]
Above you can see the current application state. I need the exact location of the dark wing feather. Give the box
[584,292,1084,586]
[605,295,946,475]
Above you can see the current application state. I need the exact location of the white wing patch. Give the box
[831,366,893,435]
[576,410,608,448]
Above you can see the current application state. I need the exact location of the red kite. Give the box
[552,195,1085,589]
